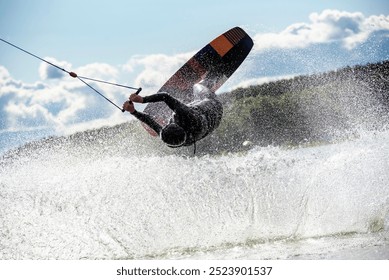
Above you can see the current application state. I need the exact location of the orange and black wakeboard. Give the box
[142,26,254,136]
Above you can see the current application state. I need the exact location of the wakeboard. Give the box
[142,26,254,136]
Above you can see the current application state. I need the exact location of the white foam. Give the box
[0,129,388,259]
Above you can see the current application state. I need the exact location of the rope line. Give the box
[0,37,141,111]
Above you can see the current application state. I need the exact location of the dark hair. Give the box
[160,123,187,147]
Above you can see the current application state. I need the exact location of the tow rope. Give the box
[0,37,141,112]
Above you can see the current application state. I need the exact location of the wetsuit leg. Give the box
[131,111,163,134]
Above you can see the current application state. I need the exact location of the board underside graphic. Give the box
[142,27,254,136]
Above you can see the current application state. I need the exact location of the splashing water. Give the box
[1,125,388,259]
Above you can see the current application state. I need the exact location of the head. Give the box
[160,123,187,147]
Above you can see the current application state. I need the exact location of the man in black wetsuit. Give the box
[122,83,223,148]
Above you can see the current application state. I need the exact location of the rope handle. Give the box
[121,87,142,112]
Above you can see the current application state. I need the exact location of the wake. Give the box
[1,127,388,259]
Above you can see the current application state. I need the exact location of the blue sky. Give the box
[1,0,388,82]
[1,0,389,154]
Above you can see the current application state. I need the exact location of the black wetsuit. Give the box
[131,92,223,146]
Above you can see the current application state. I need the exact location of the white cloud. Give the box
[253,10,389,52]
[123,52,193,96]
[75,62,119,80]
[39,57,72,80]
[5,101,56,129]
[0,65,10,82]
[1,61,130,135]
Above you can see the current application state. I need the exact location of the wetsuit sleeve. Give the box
[131,111,162,135]
[143,93,192,116]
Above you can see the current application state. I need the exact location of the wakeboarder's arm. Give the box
[131,111,162,134]
[122,100,162,134]
[131,93,192,116]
